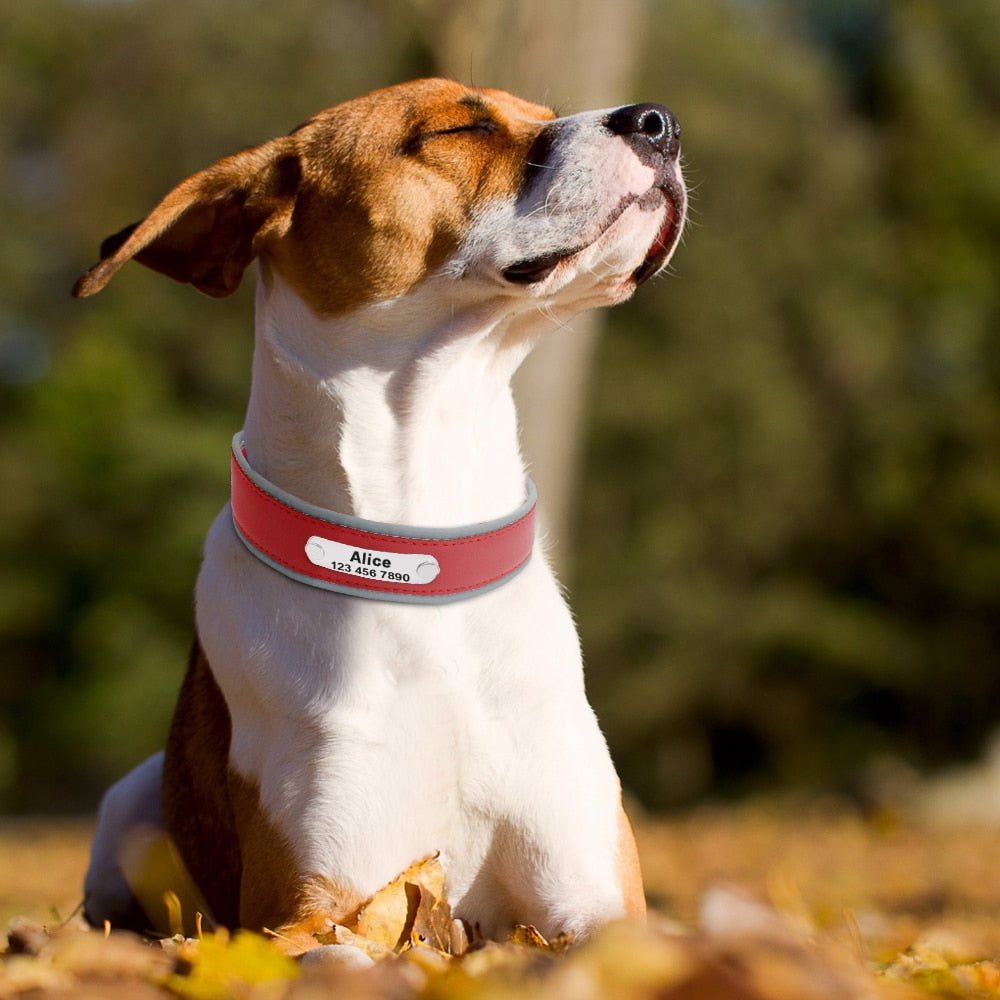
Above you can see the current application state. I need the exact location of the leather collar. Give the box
[229,433,537,604]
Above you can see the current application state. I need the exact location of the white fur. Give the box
[451,112,660,298]
[201,270,626,937]
[87,101,685,943]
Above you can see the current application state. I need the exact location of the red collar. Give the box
[229,434,537,603]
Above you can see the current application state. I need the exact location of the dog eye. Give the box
[404,120,497,155]
[435,120,497,139]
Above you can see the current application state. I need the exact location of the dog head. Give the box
[73,78,685,318]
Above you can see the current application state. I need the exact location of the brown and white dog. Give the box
[76,78,685,955]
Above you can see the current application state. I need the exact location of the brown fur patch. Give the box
[616,803,647,921]
[227,772,364,953]
[163,643,363,948]
[162,641,242,929]
[269,79,555,316]
[267,876,367,956]
[73,78,556,317]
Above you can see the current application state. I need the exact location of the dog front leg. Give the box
[224,767,366,954]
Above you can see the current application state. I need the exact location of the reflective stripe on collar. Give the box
[229,433,537,603]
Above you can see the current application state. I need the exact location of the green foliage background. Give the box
[1,0,999,811]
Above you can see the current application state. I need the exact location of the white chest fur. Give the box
[195,271,626,935]
[199,520,623,933]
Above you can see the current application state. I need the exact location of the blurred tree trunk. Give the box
[417,0,645,569]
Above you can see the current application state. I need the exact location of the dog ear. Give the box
[72,141,301,299]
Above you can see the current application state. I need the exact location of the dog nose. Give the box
[605,103,680,159]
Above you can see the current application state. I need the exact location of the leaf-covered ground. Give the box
[3,801,1000,998]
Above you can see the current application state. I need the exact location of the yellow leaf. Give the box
[956,961,1000,994]
[412,899,452,953]
[117,823,214,938]
[315,924,393,961]
[561,922,696,997]
[349,855,446,953]
[506,924,574,953]
[507,924,550,949]
[165,930,299,1000]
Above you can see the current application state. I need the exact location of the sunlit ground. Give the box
[3,801,1000,997]
[0,817,92,927]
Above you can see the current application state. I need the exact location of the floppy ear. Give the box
[73,140,301,299]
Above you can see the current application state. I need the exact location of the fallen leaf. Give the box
[316,924,393,961]
[410,883,454,953]
[506,925,574,954]
[955,961,1000,994]
[348,855,446,953]
[166,929,299,999]
[117,823,214,938]
[0,954,74,996]
[507,925,550,950]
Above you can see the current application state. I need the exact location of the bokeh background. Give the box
[2,0,999,815]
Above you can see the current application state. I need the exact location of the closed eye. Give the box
[403,119,497,154]
[435,119,497,137]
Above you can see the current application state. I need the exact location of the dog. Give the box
[75,78,685,954]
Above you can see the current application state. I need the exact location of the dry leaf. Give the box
[337,855,448,953]
[409,884,454,953]
[955,961,1000,994]
[449,918,471,957]
[117,823,213,938]
[316,924,393,961]
[4,918,50,957]
[0,955,74,996]
[167,929,299,999]
[507,925,550,949]
[506,925,574,954]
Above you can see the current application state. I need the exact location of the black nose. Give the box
[605,103,680,159]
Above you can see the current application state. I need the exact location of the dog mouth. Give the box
[631,185,684,286]
[501,250,574,286]
[501,183,684,288]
